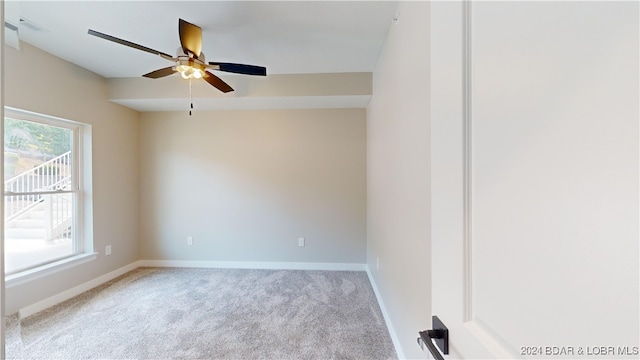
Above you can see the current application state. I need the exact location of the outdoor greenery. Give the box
[4,118,71,157]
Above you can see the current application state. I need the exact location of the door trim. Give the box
[462,0,473,323]
[461,2,521,357]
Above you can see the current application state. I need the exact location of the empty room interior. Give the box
[1,1,638,359]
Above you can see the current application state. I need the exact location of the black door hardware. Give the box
[418,315,449,360]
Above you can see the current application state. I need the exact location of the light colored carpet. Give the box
[6,267,397,360]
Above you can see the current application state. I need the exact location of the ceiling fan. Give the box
[88,19,266,94]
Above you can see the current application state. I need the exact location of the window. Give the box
[4,108,93,279]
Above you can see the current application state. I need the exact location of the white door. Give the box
[430,1,638,358]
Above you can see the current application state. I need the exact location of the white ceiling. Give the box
[9,1,398,78]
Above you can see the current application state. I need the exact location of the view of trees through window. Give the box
[4,116,77,275]
[5,117,72,180]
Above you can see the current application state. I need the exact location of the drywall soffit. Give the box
[107,72,372,111]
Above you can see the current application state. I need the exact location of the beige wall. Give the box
[4,43,140,314]
[366,2,431,359]
[139,109,366,264]
[3,42,367,312]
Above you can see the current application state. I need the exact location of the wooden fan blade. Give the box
[203,71,234,93]
[208,62,267,76]
[143,67,176,79]
[179,19,202,58]
[88,29,173,58]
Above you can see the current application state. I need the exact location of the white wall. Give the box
[3,43,140,314]
[139,109,366,265]
[366,2,430,359]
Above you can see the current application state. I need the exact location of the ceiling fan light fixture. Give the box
[176,64,188,73]
[177,66,204,79]
[180,68,192,79]
[175,58,205,79]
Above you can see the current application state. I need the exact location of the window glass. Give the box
[4,114,80,275]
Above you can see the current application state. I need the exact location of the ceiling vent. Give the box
[4,21,18,32]
[4,21,20,50]
[19,17,48,32]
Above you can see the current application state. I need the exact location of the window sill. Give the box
[5,252,98,288]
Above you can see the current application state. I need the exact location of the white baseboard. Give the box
[366,266,406,360]
[18,260,143,318]
[139,259,366,272]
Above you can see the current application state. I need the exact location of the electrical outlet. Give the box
[105,245,112,256]
[298,237,305,247]
[187,236,193,246]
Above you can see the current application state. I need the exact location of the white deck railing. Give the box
[4,151,73,236]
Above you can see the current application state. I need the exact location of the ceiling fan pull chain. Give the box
[189,78,193,116]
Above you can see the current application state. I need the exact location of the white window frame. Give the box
[4,107,95,287]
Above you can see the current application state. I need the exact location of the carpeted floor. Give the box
[5,267,397,359]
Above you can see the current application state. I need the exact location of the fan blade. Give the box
[203,71,234,93]
[179,19,202,58]
[209,62,267,76]
[143,67,176,79]
[88,29,173,58]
